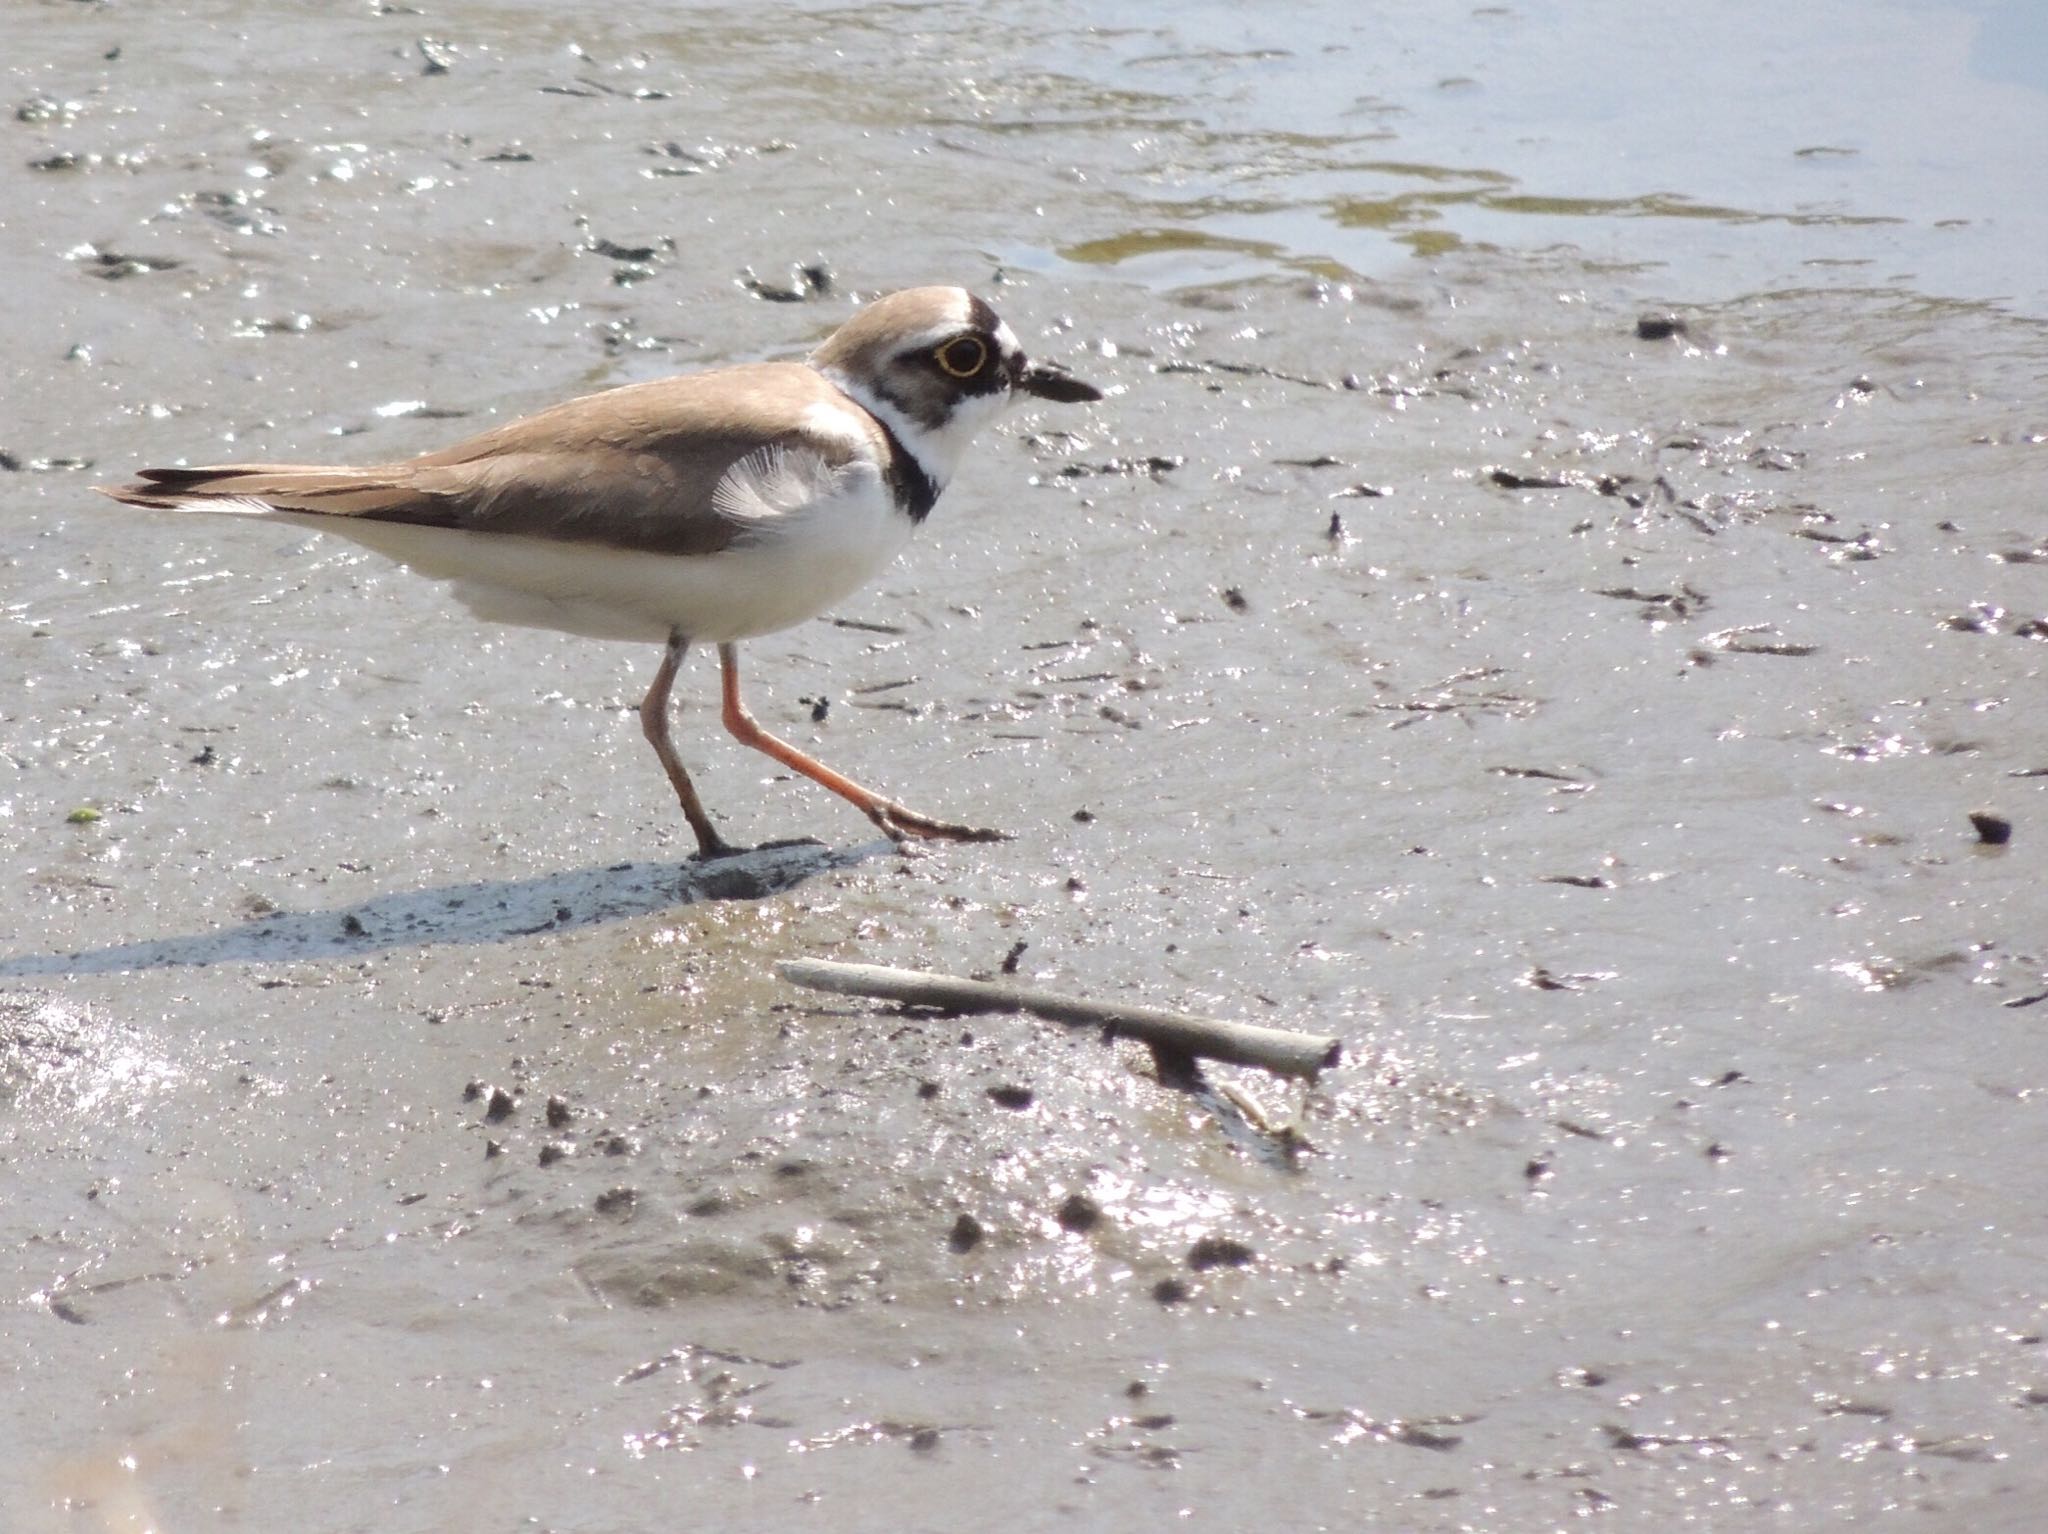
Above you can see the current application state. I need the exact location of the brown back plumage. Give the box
[97,363,888,559]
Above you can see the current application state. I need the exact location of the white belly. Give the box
[275,473,918,645]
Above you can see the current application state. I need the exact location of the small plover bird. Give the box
[99,286,1102,858]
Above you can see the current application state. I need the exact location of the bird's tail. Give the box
[96,464,420,518]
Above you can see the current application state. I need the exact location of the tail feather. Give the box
[97,464,425,518]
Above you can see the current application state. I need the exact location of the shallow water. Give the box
[5,2,2047,1530]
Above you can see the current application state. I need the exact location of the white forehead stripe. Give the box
[891,314,1022,367]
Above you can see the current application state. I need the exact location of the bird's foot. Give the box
[867,801,1010,845]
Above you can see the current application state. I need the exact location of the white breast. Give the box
[277,452,918,646]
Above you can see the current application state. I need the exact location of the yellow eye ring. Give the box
[935,336,988,379]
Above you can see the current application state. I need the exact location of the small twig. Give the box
[776,958,1341,1080]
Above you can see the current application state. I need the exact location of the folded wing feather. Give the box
[96,363,882,561]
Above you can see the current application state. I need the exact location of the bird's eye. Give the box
[934,336,988,379]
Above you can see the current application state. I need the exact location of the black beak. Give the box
[1017,358,1104,403]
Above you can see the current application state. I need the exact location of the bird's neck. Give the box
[818,367,972,493]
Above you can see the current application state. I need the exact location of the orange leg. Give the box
[717,642,1007,846]
[640,633,741,860]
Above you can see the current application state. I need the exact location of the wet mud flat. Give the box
[7,4,2048,1532]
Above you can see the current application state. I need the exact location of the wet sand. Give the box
[5,3,2047,1530]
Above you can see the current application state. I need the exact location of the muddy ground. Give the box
[5,3,2046,1531]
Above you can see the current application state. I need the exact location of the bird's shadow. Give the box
[0,840,885,978]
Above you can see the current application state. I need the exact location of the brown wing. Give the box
[96,363,882,559]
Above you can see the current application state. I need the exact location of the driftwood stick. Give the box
[776,958,1342,1080]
